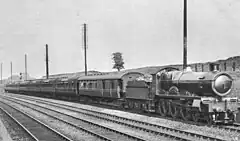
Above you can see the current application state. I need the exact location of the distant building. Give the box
[174,56,240,72]
[41,70,101,79]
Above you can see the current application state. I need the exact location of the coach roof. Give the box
[77,71,144,80]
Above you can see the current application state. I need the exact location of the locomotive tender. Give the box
[4,66,239,124]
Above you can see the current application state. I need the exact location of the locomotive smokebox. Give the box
[212,73,233,97]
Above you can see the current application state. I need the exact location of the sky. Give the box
[0,0,240,78]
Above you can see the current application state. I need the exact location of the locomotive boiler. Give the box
[158,67,233,97]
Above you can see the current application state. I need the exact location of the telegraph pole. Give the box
[45,44,49,79]
[83,23,87,76]
[183,0,188,70]
[1,63,2,84]
[25,54,27,80]
[10,62,12,82]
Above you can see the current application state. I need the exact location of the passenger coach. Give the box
[76,71,145,103]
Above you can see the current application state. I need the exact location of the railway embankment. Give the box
[0,115,13,141]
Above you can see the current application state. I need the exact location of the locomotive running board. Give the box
[155,95,201,100]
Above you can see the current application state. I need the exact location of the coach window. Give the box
[90,81,94,89]
[79,82,83,89]
[97,80,102,89]
[83,82,86,88]
[111,80,115,89]
[233,62,236,71]
[91,81,96,89]
[66,82,68,88]
[102,80,105,89]
[95,81,97,89]
[88,82,93,89]
[106,80,110,90]
[79,82,82,88]
[224,62,227,71]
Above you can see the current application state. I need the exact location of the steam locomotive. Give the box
[4,66,239,124]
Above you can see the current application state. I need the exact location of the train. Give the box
[4,66,239,124]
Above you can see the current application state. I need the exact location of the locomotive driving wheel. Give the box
[160,100,168,116]
[192,112,200,122]
[134,102,139,109]
[156,100,168,117]
[205,114,214,125]
[156,101,161,114]
[169,102,178,119]
[180,107,191,121]
[191,108,201,122]
[128,101,134,109]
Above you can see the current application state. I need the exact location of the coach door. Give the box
[76,81,79,95]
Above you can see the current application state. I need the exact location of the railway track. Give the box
[1,93,223,127]
[233,123,240,127]
[0,107,37,141]
[216,123,240,133]
[2,94,227,141]
[0,102,73,141]
[0,96,149,141]
[64,94,240,133]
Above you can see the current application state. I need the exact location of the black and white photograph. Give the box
[0,0,240,140]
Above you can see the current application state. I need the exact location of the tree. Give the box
[112,52,125,71]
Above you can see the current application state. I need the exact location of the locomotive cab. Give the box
[209,63,220,72]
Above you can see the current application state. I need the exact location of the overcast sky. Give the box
[0,0,240,78]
